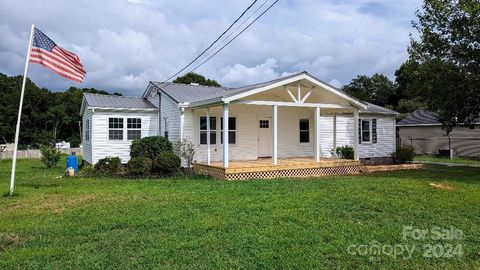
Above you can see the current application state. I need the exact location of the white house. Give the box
[81,71,398,167]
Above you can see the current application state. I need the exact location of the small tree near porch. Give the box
[173,138,195,172]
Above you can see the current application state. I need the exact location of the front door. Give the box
[257,119,272,157]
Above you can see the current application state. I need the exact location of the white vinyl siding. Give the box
[91,110,158,164]
[319,114,395,158]
[160,94,181,142]
[189,105,396,163]
[147,89,181,141]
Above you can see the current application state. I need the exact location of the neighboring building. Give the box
[81,71,398,166]
[397,109,480,157]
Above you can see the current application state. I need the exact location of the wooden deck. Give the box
[193,158,364,180]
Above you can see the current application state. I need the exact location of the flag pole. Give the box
[10,24,35,195]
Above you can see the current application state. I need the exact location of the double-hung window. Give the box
[84,119,90,141]
[299,119,310,143]
[220,117,236,144]
[164,118,168,139]
[109,118,124,140]
[127,118,142,140]
[200,116,217,145]
[361,119,371,143]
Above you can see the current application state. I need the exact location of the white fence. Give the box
[0,148,82,160]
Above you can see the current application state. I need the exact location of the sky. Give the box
[0,0,421,96]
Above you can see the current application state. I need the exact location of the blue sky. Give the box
[0,0,421,95]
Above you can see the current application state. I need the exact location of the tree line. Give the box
[342,0,479,135]
[0,73,120,148]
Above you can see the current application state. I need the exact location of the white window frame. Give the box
[259,120,269,129]
[299,119,310,143]
[108,117,124,141]
[84,119,91,141]
[220,116,237,145]
[163,117,168,139]
[127,118,142,141]
[199,116,217,145]
[361,118,372,143]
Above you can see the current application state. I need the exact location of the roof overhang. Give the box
[80,97,87,116]
[86,106,159,112]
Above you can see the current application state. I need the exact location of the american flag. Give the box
[30,28,86,83]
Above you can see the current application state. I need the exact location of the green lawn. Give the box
[0,159,479,269]
[414,155,480,165]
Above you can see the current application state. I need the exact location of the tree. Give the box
[342,74,397,107]
[173,72,221,87]
[0,73,117,148]
[408,0,480,126]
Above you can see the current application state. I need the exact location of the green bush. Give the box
[130,136,173,160]
[40,145,61,168]
[153,152,181,175]
[334,145,354,160]
[128,157,152,176]
[393,146,415,164]
[94,156,122,176]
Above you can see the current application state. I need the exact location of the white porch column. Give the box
[223,103,229,168]
[180,108,185,140]
[314,107,321,162]
[206,107,211,165]
[333,112,337,157]
[272,105,278,165]
[353,109,360,161]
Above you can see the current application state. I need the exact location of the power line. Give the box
[187,0,271,70]
[185,0,279,75]
[162,0,259,83]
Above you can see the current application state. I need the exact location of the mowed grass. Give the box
[414,155,480,165]
[0,159,479,269]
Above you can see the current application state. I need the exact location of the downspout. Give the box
[157,89,162,136]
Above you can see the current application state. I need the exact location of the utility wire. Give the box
[184,0,279,75]
[186,0,271,70]
[161,0,259,83]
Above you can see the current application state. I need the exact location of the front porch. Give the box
[193,158,364,180]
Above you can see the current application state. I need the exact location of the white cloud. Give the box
[0,0,421,94]
[221,58,280,86]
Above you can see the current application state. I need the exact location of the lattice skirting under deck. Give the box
[193,164,364,180]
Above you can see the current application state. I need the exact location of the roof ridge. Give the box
[84,92,145,99]
[152,81,226,89]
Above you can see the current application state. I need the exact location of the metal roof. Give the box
[151,71,365,105]
[151,72,329,104]
[83,93,157,109]
[151,72,396,115]
[150,82,231,104]
[397,109,440,125]
[360,102,399,115]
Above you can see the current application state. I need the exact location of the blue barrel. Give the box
[66,155,78,173]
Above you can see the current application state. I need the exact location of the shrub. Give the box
[393,146,415,164]
[128,157,152,176]
[334,145,354,160]
[130,136,173,160]
[94,156,122,176]
[153,152,181,175]
[40,145,61,168]
[173,138,195,169]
